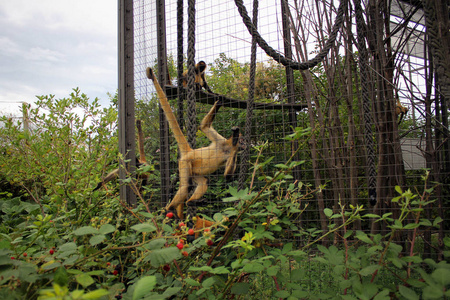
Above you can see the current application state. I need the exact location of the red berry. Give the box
[113,270,119,275]
[106,262,111,266]
[163,264,171,272]
[166,212,174,219]
[188,229,195,235]
[176,243,184,250]
[179,222,185,228]
[182,251,188,257]
[10,257,15,260]
[49,249,54,255]
[206,239,214,246]
[23,253,28,257]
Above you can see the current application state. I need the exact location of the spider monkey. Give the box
[395,93,408,124]
[146,67,240,219]
[93,120,150,191]
[180,61,214,94]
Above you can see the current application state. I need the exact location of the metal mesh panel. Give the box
[131,0,450,260]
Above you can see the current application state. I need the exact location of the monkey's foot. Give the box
[186,198,207,207]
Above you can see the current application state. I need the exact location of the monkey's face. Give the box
[197,61,207,74]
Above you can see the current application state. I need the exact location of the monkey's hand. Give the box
[231,127,240,147]
[146,67,155,81]
[214,97,223,110]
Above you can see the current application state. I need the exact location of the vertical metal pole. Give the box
[118,0,136,206]
[281,0,301,180]
[156,0,171,205]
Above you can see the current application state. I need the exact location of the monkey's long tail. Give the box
[146,68,191,154]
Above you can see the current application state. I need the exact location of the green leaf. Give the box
[230,282,250,295]
[266,265,280,276]
[82,289,110,299]
[189,266,213,272]
[419,219,432,227]
[355,231,373,244]
[343,230,353,239]
[73,226,99,236]
[243,262,264,273]
[290,269,305,282]
[398,286,419,300]
[41,260,62,270]
[161,287,182,298]
[184,278,201,287]
[433,217,443,227]
[324,208,333,217]
[359,265,379,276]
[132,276,156,300]
[53,267,69,287]
[363,213,380,219]
[146,238,166,250]
[373,289,390,300]
[432,268,450,286]
[148,247,180,267]
[89,234,106,246]
[401,256,422,264]
[422,285,443,299]
[395,185,403,194]
[209,266,230,274]
[98,224,115,235]
[75,274,94,288]
[59,242,77,253]
[131,223,157,233]
[274,290,290,298]
[403,223,420,230]
[202,277,216,288]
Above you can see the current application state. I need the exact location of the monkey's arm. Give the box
[224,127,240,177]
[199,100,224,142]
[200,73,215,94]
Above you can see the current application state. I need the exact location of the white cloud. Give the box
[27,47,66,62]
[0,0,117,108]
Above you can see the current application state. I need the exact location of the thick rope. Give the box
[354,0,377,205]
[238,0,258,190]
[186,0,197,148]
[234,0,347,70]
[177,0,185,132]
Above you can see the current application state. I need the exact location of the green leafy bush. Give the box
[0,92,449,299]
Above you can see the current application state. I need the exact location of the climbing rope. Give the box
[234,0,347,70]
[354,0,377,205]
[238,0,258,190]
[177,0,185,132]
[186,0,197,149]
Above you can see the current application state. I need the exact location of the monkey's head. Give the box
[196,61,207,74]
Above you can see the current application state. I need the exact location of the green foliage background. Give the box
[0,57,448,299]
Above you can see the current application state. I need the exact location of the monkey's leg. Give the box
[185,176,208,205]
[166,160,190,218]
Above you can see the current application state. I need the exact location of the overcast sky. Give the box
[0,0,117,116]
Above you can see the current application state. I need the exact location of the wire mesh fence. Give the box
[132,0,449,259]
